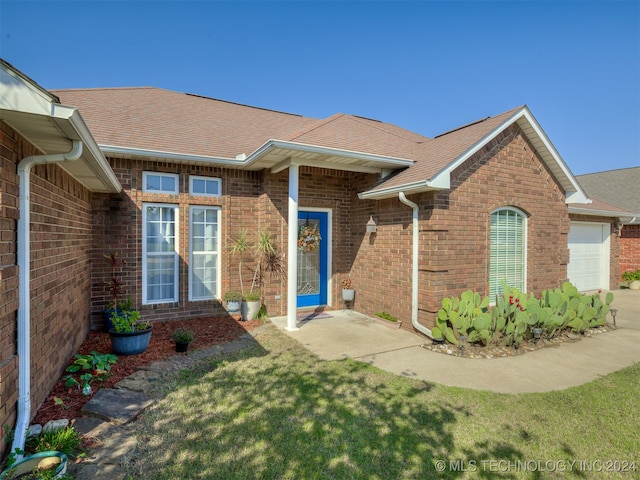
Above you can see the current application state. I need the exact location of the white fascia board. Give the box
[246,139,416,168]
[65,110,122,193]
[358,179,444,200]
[100,145,245,167]
[568,206,633,218]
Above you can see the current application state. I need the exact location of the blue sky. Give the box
[1,0,638,175]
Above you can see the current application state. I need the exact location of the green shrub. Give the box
[172,328,195,343]
[622,269,640,282]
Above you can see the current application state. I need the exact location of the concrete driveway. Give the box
[270,289,640,393]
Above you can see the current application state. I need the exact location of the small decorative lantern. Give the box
[610,308,617,328]
[366,215,377,233]
[532,327,542,344]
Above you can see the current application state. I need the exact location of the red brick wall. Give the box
[620,224,640,276]
[349,124,573,331]
[0,121,93,456]
[90,161,359,323]
[91,158,257,324]
[0,121,20,457]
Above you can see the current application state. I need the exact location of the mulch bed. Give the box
[422,324,616,358]
[33,316,263,426]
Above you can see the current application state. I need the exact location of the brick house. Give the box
[0,59,630,456]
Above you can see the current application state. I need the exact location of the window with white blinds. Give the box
[489,208,526,300]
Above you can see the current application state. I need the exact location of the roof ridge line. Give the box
[184,92,305,118]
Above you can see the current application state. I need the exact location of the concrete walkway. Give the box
[271,289,640,393]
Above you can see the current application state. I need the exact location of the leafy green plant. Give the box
[172,328,195,344]
[375,312,398,322]
[65,351,117,374]
[223,291,243,302]
[63,351,117,393]
[110,309,149,333]
[622,269,640,282]
[25,426,83,457]
[433,290,490,345]
[243,291,261,302]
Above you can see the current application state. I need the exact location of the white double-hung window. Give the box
[489,207,527,300]
[189,206,220,300]
[143,203,179,304]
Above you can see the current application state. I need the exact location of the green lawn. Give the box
[125,325,640,479]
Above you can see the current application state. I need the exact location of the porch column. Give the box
[287,163,300,331]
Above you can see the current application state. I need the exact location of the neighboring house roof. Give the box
[568,196,635,219]
[576,168,640,221]
[0,60,121,193]
[52,85,589,204]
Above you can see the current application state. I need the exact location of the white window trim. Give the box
[189,206,221,301]
[143,172,179,194]
[142,203,179,304]
[189,175,222,197]
[489,206,528,301]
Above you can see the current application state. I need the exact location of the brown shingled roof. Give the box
[52,87,430,162]
[53,87,320,159]
[363,106,524,194]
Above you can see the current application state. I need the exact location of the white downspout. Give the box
[398,192,433,339]
[12,140,83,457]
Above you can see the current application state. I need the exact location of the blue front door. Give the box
[297,211,328,307]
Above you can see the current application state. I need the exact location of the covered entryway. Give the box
[568,222,610,291]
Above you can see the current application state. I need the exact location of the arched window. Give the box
[489,207,526,300]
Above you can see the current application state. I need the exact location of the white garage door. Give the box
[567,222,610,291]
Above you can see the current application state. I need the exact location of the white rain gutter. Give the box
[398,192,432,339]
[12,140,83,457]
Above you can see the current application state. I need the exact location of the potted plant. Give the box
[622,269,640,290]
[342,276,355,303]
[223,291,243,312]
[108,310,152,355]
[172,328,195,353]
[231,229,284,321]
[242,291,262,321]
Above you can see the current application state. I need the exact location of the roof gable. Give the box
[0,60,120,193]
[360,106,589,204]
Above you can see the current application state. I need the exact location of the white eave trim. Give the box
[568,206,635,218]
[100,145,245,166]
[247,139,416,168]
[358,178,446,200]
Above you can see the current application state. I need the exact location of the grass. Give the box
[125,325,640,479]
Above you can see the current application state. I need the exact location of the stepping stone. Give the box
[81,388,153,425]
